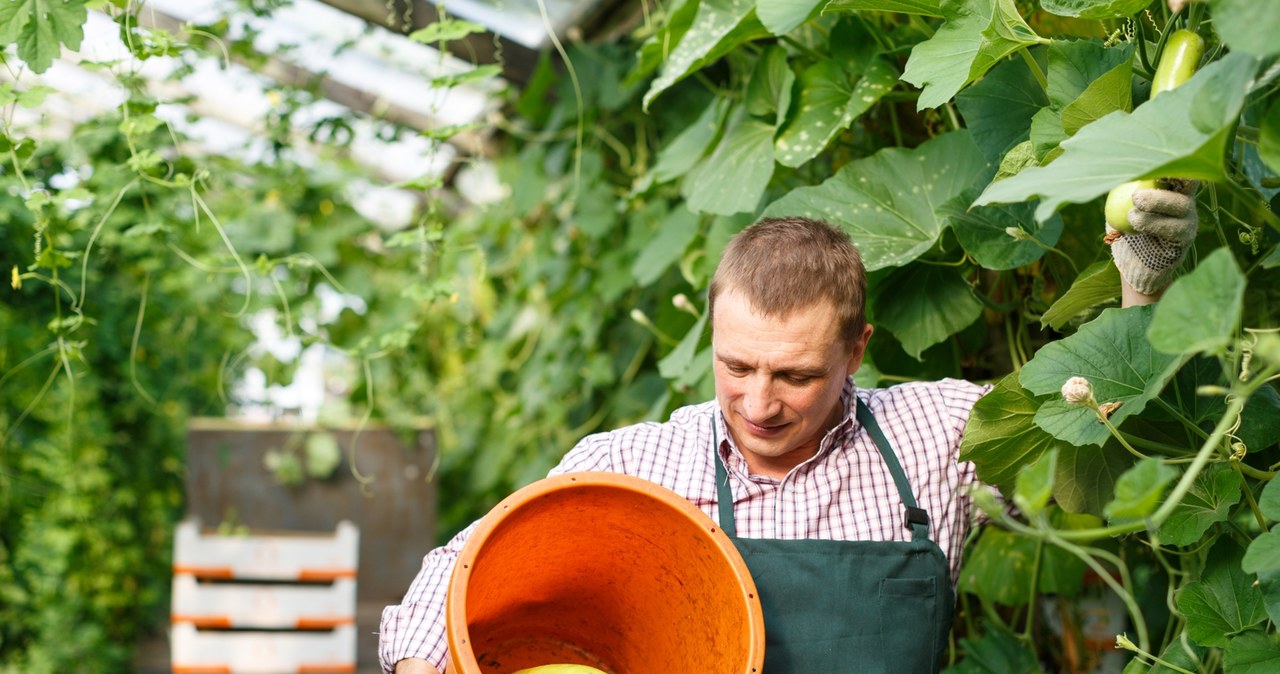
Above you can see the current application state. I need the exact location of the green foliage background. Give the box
[2,0,1280,671]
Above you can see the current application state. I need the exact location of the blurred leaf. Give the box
[684,110,775,215]
[976,52,1260,221]
[1013,448,1056,517]
[658,312,710,385]
[0,0,89,73]
[745,46,794,119]
[1053,440,1132,516]
[1261,477,1280,521]
[958,528,1037,606]
[1206,0,1280,58]
[645,97,726,189]
[304,432,342,480]
[823,0,943,15]
[943,629,1040,674]
[632,205,701,285]
[758,0,824,35]
[1039,0,1148,20]
[775,57,896,168]
[1243,531,1280,576]
[408,18,486,43]
[1148,248,1244,356]
[1260,98,1280,174]
[1104,457,1176,520]
[764,131,991,270]
[1040,260,1120,330]
[642,0,769,109]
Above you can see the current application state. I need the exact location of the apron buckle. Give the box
[904,506,929,530]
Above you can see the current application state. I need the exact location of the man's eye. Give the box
[726,364,749,374]
[784,374,813,384]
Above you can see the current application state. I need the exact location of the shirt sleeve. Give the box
[378,521,477,673]
[378,433,617,673]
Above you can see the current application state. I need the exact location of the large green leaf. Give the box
[775,58,896,168]
[822,0,943,16]
[1021,306,1183,446]
[1207,0,1280,58]
[1175,543,1269,648]
[1223,631,1280,673]
[762,131,990,270]
[955,51,1050,162]
[1046,39,1133,113]
[758,0,825,35]
[939,188,1063,270]
[975,52,1261,221]
[902,0,1047,110]
[871,263,984,359]
[0,0,88,74]
[1039,0,1150,20]
[632,205,702,285]
[642,0,770,109]
[1103,457,1176,520]
[1060,57,1132,136]
[1053,440,1132,516]
[959,372,1073,493]
[1148,248,1245,357]
[683,110,776,215]
[1156,463,1241,546]
[1040,260,1121,330]
[627,0,698,87]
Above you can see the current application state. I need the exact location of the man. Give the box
[381,184,1197,673]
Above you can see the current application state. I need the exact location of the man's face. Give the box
[711,288,872,479]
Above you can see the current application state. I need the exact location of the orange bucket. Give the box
[445,472,764,674]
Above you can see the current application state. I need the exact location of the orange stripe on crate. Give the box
[297,664,356,673]
[171,614,233,628]
[172,666,231,674]
[297,568,356,581]
[296,616,356,629]
[173,565,235,579]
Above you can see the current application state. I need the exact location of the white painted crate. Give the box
[171,574,356,629]
[173,519,358,581]
[170,621,357,674]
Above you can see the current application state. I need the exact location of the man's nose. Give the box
[742,375,781,421]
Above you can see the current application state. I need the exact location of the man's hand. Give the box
[394,657,442,674]
[1106,179,1199,297]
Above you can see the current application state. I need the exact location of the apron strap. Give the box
[855,399,931,542]
[713,397,933,542]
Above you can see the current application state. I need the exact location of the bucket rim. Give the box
[444,471,765,674]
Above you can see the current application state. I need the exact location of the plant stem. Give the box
[1019,47,1048,94]
[1150,396,1211,441]
[1238,475,1268,530]
[1148,395,1249,528]
[1218,177,1280,233]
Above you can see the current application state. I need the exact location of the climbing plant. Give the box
[2,0,1279,671]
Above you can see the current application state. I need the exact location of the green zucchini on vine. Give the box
[1104,29,1205,233]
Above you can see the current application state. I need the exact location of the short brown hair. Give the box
[708,216,867,345]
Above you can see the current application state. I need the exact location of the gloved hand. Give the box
[1105,178,1199,295]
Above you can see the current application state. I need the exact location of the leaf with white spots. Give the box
[683,108,776,215]
[762,131,991,270]
[775,57,897,168]
[642,0,770,110]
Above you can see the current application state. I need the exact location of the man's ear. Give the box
[845,324,874,376]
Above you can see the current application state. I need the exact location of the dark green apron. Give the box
[715,399,954,673]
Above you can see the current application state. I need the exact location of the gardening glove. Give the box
[1106,178,1199,295]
